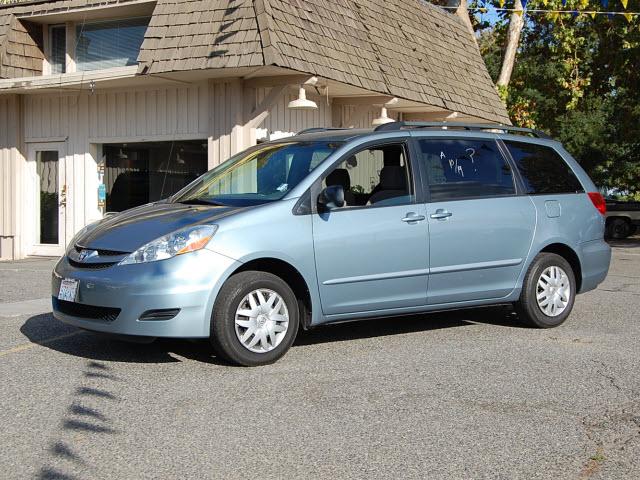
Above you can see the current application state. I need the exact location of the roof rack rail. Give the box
[296,127,350,136]
[374,121,552,139]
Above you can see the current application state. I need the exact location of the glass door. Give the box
[27,143,67,257]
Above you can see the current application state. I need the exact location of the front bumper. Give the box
[52,249,240,338]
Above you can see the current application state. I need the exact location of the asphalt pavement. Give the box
[0,241,638,480]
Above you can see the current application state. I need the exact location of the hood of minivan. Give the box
[76,202,242,252]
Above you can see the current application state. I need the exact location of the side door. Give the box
[311,141,429,315]
[414,137,536,305]
[26,142,68,257]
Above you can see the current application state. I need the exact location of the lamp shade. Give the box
[371,106,394,126]
[288,87,318,110]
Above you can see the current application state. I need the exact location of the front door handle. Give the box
[430,209,452,220]
[401,212,426,223]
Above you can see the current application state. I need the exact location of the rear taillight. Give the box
[588,192,607,215]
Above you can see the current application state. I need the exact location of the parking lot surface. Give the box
[1,241,639,480]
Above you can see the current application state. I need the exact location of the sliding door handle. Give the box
[401,212,426,223]
[430,209,452,220]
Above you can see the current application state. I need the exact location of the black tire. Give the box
[515,253,576,328]
[608,217,632,239]
[210,271,299,366]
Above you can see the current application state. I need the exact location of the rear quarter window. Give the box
[505,141,584,194]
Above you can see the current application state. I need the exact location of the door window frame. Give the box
[25,142,68,257]
[307,138,426,215]
[410,135,524,204]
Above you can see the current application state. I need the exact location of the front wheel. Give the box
[515,253,576,328]
[210,271,299,366]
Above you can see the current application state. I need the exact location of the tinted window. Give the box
[418,139,515,201]
[323,144,413,208]
[505,142,584,194]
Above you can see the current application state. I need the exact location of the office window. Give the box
[76,17,149,71]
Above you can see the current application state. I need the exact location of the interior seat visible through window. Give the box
[326,168,356,206]
[368,166,408,205]
[321,143,413,208]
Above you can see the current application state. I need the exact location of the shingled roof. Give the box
[0,0,508,123]
[138,0,508,123]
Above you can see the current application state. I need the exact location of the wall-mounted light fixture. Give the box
[288,86,318,110]
[372,98,398,126]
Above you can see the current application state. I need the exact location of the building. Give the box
[0,0,508,260]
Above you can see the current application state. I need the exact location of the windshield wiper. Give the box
[176,198,226,206]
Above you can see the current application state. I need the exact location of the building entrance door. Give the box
[26,143,67,257]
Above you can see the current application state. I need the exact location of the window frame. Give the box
[497,138,586,196]
[410,136,523,204]
[46,24,67,75]
[43,16,150,76]
[307,139,424,215]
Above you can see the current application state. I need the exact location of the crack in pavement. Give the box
[579,362,640,478]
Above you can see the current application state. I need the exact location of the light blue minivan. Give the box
[53,122,611,366]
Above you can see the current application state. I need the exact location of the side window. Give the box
[505,141,584,194]
[322,143,413,208]
[418,139,515,201]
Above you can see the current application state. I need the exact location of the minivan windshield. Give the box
[172,141,342,207]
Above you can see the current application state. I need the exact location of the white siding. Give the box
[338,105,399,129]
[24,83,209,142]
[257,87,332,138]
[208,79,244,169]
[0,95,20,259]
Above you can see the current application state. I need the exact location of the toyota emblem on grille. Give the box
[78,249,98,262]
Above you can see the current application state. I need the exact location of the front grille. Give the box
[75,245,129,256]
[68,259,117,269]
[53,298,121,322]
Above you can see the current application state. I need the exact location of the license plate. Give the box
[58,279,79,302]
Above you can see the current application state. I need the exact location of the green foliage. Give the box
[477,0,640,193]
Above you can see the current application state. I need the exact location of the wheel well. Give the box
[540,243,582,292]
[232,258,312,329]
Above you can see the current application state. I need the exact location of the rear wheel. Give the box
[210,271,299,366]
[515,253,576,328]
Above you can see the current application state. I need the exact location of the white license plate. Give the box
[58,279,79,302]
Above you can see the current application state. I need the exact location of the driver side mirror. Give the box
[318,185,345,210]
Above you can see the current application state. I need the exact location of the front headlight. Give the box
[119,225,217,265]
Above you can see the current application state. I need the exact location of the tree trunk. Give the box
[455,0,476,42]
[497,0,525,87]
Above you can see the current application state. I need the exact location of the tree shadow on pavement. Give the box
[22,306,525,364]
[36,360,120,480]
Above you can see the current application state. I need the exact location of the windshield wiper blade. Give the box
[177,199,226,206]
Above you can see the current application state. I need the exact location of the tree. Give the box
[496,0,525,90]
[477,1,640,195]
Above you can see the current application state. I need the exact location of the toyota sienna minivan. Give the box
[53,122,611,366]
